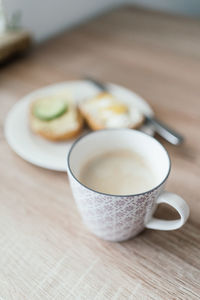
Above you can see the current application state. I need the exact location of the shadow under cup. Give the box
[67,129,174,242]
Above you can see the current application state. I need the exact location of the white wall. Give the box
[128,0,200,17]
[4,0,122,42]
[4,0,200,42]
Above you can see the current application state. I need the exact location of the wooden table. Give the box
[1,6,200,299]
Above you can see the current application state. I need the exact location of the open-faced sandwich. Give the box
[30,89,144,142]
[30,93,83,141]
[79,92,144,130]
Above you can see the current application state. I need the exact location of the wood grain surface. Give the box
[1,6,200,300]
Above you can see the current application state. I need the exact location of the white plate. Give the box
[5,81,154,172]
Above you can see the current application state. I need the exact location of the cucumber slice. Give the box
[33,97,68,121]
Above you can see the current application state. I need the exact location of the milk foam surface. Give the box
[79,149,156,195]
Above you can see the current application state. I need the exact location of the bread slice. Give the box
[79,92,144,130]
[30,97,83,141]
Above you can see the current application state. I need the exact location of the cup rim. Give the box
[67,128,171,197]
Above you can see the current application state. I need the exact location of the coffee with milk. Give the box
[79,149,156,195]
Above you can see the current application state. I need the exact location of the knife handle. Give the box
[146,116,184,145]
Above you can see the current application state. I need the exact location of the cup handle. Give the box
[145,191,190,230]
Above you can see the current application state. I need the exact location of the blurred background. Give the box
[1,0,200,42]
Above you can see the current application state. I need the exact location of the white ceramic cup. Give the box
[67,129,189,242]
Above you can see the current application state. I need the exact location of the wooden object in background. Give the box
[1,6,200,300]
[0,30,31,62]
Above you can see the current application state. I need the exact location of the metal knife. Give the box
[85,77,184,145]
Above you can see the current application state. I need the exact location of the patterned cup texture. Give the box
[68,173,164,242]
